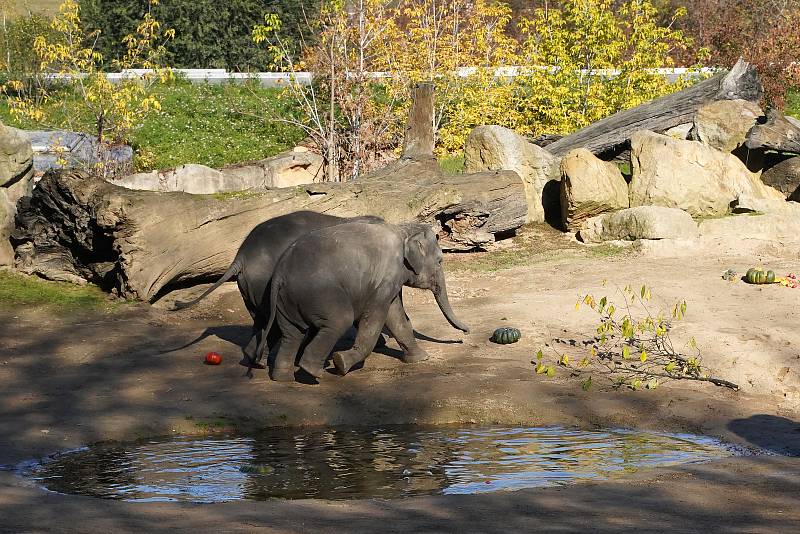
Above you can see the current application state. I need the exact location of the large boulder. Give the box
[761,156,800,201]
[0,189,14,266]
[579,206,698,243]
[629,131,783,217]
[690,99,763,153]
[465,125,560,223]
[112,164,227,194]
[559,148,628,231]
[0,122,34,187]
[113,149,323,193]
[4,172,34,206]
[21,130,132,173]
[220,148,323,189]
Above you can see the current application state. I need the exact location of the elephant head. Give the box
[401,224,470,333]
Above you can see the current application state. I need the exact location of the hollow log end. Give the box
[718,58,762,103]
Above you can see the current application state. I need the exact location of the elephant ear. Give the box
[403,228,428,275]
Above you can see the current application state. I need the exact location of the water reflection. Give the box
[28,426,740,503]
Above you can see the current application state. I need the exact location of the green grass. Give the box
[439,153,466,175]
[0,80,305,171]
[0,269,110,310]
[134,81,304,170]
[7,0,62,18]
[787,90,800,120]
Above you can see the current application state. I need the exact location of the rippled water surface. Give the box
[27,426,740,502]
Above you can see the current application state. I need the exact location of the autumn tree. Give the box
[4,0,174,175]
[663,0,800,106]
[254,0,398,182]
[515,0,701,135]
[377,0,521,154]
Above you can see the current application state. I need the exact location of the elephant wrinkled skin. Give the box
[265,220,469,381]
[175,211,399,368]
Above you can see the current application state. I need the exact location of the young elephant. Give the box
[174,211,408,369]
[266,220,470,381]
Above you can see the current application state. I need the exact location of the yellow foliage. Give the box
[253,0,704,170]
[5,0,173,153]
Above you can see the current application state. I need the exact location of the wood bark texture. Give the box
[13,161,526,301]
[545,58,763,157]
[403,82,436,160]
[745,109,800,154]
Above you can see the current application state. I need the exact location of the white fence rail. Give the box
[46,66,716,87]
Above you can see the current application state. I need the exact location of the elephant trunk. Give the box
[433,273,470,333]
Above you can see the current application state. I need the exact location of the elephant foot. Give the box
[239,356,266,370]
[400,347,430,364]
[269,366,296,382]
[297,360,326,379]
[332,350,363,376]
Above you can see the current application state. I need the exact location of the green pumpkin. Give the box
[491,327,521,344]
[746,268,776,284]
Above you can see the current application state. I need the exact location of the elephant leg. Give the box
[384,294,429,364]
[269,318,305,382]
[240,317,267,369]
[296,313,354,379]
[332,307,389,376]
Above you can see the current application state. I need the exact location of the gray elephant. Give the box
[265,220,469,381]
[174,211,405,369]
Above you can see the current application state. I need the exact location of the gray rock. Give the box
[4,173,34,206]
[0,189,14,266]
[559,148,628,231]
[579,206,698,243]
[629,130,784,217]
[113,149,323,193]
[690,99,763,153]
[113,164,229,194]
[761,157,800,201]
[731,193,789,213]
[221,149,323,189]
[20,130,133,172]
[0,122,34,187]
[664,123,693,140]
[465,125,560,223]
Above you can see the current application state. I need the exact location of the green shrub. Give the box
[78,0,319,70]
[0,12,58,92]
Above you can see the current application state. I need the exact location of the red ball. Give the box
[204,352,222,365]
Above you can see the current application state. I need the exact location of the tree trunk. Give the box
[546,58,763,158]
[403,82,436,160]
[13,161,526,301]
[11,78,528,301]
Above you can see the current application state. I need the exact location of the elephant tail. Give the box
[172,259,242,311]
[262,275,281,345]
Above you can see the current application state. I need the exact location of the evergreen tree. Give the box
[78,0,318,70]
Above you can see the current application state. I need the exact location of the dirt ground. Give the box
[1,223,800,533]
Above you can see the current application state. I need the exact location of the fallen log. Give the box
[12,84,526,301]
[13,163,525,301]
[745,109,800,154]
[546,58,763,157]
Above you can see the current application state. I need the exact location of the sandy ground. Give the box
[1,223,800,532]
